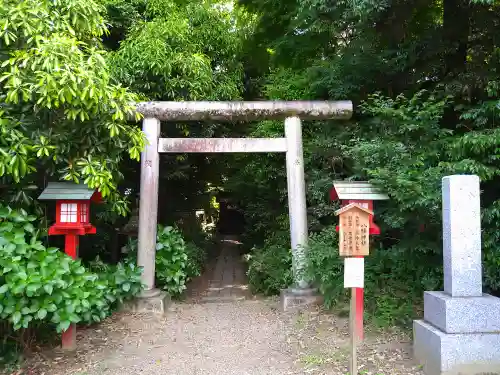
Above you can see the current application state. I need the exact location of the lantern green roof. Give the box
[38,182,96,201]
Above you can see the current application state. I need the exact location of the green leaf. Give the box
[12,311,21,325]
[37,308,48,319]
[43,284,53,295]
[59,320,71,333]
[26,283,41,296]
[22,316,33,328]
[23,223,34,233]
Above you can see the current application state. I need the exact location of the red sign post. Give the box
[330,181,389,343]
[38,182,102,350]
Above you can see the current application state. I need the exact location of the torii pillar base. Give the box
[280,287,323,311]
[122,289,171,314]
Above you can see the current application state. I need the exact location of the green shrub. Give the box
[306,225,442,327]
[246,231,293,295]
[0,206,143,334]
[87,257,144,312]
[306,226,344,308]
[184,241,206,280]
[125,225,204,297]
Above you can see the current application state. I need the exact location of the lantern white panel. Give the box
[60,203,78,223]
[80,203,89,223]
[69,203,77,222]
[60,203,68,223]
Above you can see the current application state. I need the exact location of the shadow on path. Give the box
[186,234,251,304]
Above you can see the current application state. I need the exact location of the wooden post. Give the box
[344,257,364,375]
[336,205,371,374]
[285,116,309,289]
[354,287,364,341]
[62,234,78,350]
[64,233,78,260]
[350,286,357,375]
[137,117,161,294]
[355,254,364,341]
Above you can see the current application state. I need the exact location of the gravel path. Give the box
[53,301,303,375]
[24,237,424,375]
[29,300,424,375]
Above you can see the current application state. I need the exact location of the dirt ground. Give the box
[20,298,424,375]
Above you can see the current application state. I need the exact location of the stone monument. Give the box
[414,174,500,375]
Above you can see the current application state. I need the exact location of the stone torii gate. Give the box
[133,101,353,311]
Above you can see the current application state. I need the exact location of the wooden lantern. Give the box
[38,182,101,236]
[38,181,102,351]
[335,203,373,257]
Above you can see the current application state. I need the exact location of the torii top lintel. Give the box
[135,100,353,121]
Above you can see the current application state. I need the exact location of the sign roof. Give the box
[335,203,374,216]
[38,182,96,201]
[331,181,389,200]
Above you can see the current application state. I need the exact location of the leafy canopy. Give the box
[108,0,243,101]
[0,0,146,215]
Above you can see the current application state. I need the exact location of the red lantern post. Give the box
[330,181,389,341]
[38,182,102,350]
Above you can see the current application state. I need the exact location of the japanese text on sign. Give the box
[337,205,371,256]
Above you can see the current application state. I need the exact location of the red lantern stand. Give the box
[39,183,102,351]
[330,185,386,342]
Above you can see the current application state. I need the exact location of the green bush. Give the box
[87,257,144,312]
[0,206,143,334]
[306,225,442,327]
[185,241,206,280]
[305,226,344,308]
[125,225,204,297]
[246,231,293,295]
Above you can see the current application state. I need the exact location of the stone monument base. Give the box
[122,289,171,314]
[414,320,500,375]
[414,291,500,375]
[280,287,323,311]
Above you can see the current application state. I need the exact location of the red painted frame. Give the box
[48,200,96,236]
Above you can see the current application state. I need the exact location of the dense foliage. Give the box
[125,225,206,297]
[233,0,500,325]
[0,205,142,337]
[0,0,146,216]
[100,0,247,226]
[246,231,293,295]
[0,0,145,367]
[108,0,242,101]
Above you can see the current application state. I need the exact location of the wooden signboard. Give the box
[335,203,373,257]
